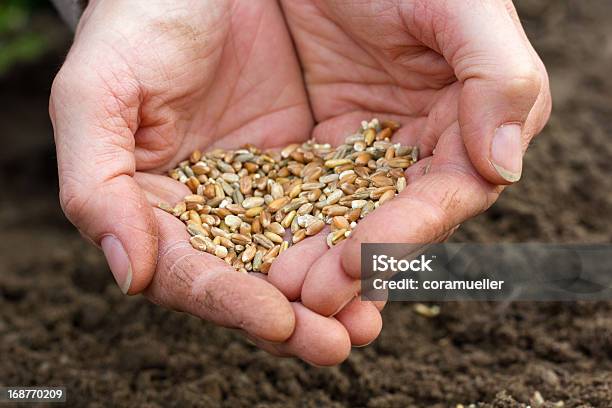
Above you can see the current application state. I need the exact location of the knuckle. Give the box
[501,65,542,102]
[58,177,91,226]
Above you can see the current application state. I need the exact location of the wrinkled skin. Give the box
[50,0,550,365]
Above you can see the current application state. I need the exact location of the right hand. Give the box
[50,0,380,365]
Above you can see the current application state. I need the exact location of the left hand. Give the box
[268,0,551,319]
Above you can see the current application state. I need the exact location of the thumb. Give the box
[409,0,543,184]
[50,67,157,295]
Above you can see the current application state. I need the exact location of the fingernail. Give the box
[101,235,132,294]
[490,124,523,182]
[353,339,375,348]
[331,296,356,317]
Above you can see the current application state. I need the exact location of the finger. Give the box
[145,208,295,342]
[403,0,544,184]
[501,1,553,139]
[133,172,191,206]
[267,230,329,301]
[301,241,360,316]
[341,123,502,279]
[49,69,156,295]
[335,297,383,347]
[248,303,351,366]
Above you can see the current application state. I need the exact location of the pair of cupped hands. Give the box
[49,0,550,365]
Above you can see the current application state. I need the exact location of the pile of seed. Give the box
[159,118,417,273]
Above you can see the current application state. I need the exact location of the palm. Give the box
[123,2,311,172]
[283,0,469,177]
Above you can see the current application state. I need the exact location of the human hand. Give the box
[268,0,551,318]
[50,0,377,365]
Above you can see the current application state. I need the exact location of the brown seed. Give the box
[214,245,228,258]
[270,183,284,200]
[268,196,290,212]
[267,222,285,235]
[319,174,339,184]
[331,228,347,244]
[172,202,186,217]
[370,186,395,200]
[245,206,264,217]
[239,176,252,195]
[251,217,262,234]
[264,231,283,244]
[305,219,325,236]
[397,177,407,192]
[187,223,209,237]
[241,244,257,262]
[189,234,206,250]
[289,183,302,198]
[381,120,400,131]
[395,145,412,157]
[259,211,271,228]
[253,233,274,249]
[370,174,394,187]
[224,214,242,230]
[260,260,273,274]
[215,208,231,218]
[411,146,419,162]
[282,197,308,213]
[281,210,297,228]
[340,182,357,195]
[157,202,174,213]
[186,176,200,192]
[388,157,412,168]
[385,147,396,161]
[379,189,396,205]
[307,188,322,202]
[218,236,235,248]
[354,141,366,151]
[225,203,245,214]
[281,143,300,158]
[324,205,349,216]
[331,216,350,231]
[301,182,326,191]
[292,229,306,243]
[346,208,361,222]
[326,190,344,205]
[376,127,392,141]
[242,196,265,209]
[191,162,209,175]
[239,222,252,236]
[188,210,201,224]
[243,162,258,173]
[231,233,251,246]
[184,194,205,204]
[203,184,216,199]
[263,245,280,262]
[324,159,352,168]
[364,128,376,146]
[291,214,300,233]
[297,203,314,215]
[252,251,264,271]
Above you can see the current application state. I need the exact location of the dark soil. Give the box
[1,1,612,407]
